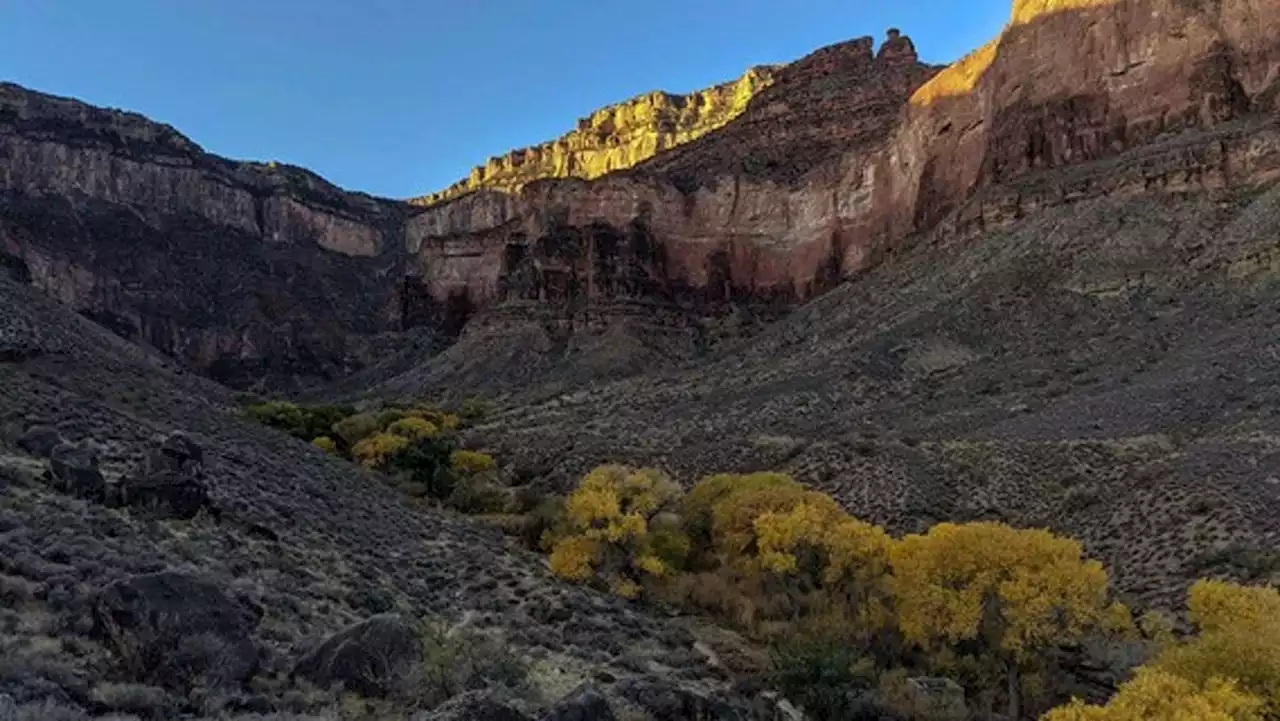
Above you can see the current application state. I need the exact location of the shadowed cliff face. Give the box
[0,83,412,391]
[3,0,1280,392]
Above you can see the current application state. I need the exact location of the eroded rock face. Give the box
[412,67,778,206]
[0,82,409,390]
[4,0,1280,391]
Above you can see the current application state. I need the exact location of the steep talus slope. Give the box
[0,265,767,716]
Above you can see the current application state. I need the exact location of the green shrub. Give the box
[386,437,458,501]
[450,449,496,475]
[333,412,380,446]
[446,475,509,515]
[416,618,527,708]
[242,401,355,443]
[770,637,875,721]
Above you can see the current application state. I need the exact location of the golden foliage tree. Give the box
[450,449,496,475]
[351,433,411,469]
[387,417,439,441]
[1150,580,1280,716]
[889,522,1129,718]
[1041,668,1264,721]
[311,436,337,454]
[547,465,687,598]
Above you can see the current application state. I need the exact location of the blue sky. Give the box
[1,1,1009,199]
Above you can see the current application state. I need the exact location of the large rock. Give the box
[92,571,262,691]
[151,431,204,474]
[292,614,422,698]
[46,441,106,503]
[115,432,216,519]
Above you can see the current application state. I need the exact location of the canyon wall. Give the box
[412,67,777,206]
[2,0,1278,390]
[0,83,411,389]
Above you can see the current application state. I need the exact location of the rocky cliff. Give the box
[0,82,416,390]
[3,0,1279,392]
[411,66,777,206]
[404,0,1280,389]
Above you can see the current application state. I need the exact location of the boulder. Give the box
[47,442,106,503]
[115,432,215,519]
[149,431,204,474]
[292,614,422,698]
[15,425,62,458]
[92,571,261,691]
[413,691,531,721]
[115,469,215,519]
[539,683,615,721]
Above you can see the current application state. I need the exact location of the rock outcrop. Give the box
[3,0,1280,391]
[412,67,777,206]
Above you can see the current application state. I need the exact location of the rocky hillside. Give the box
[0,258,782,719]
[412,66,778,206]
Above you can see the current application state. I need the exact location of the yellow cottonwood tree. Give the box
[1041,668,1264,721]
[351,433,410,469]
[547,465,687,598]
[890,522,1129,719]
[386,417,439,441]
[1151,580,1280,715]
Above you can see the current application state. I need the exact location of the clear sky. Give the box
[1,1,1010,199]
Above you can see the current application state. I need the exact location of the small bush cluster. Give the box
[241,399,503,513]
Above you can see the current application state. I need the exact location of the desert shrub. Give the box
[311,436,337,454]
[416,618,528,708]
[546,465,688,598]
[386,417,439,441]
[351,433,411,470]
[385,436,458,501]
[457,396,489,425]
[407,407,461,431]
[890,522,1131,719]
[332,412,380,447]
[445,475,509,515]
[450,449,496,475]
[771,637,876,721]
[243,401,355,443]
[375,407,409,429]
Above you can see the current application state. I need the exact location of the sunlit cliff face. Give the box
[410,66,776,206]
